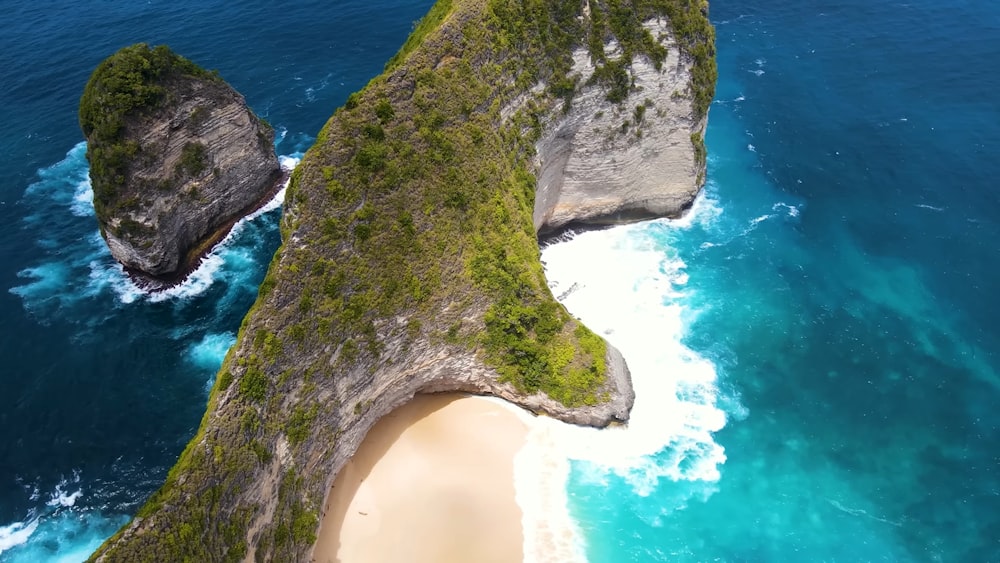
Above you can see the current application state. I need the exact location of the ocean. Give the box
[1,0,998,561]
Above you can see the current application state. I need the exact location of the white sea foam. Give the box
[515,195,732,561]
[714,94,746,105]
[773,202,801,218]
[45,473,83,509]
[734,202,801,238]
[71,178,94,217]
[304,73,332,102]
[46,489,82,508]
[0,519,39,555]
[147,254,226,303]
[827,499,902,527]
[188,332,237,371]
[0,509,129,562]
[88,260,143,305]
[188,332,237,392]
[105,155,299,304]
[0,474,130,560]
[279,154,301,173]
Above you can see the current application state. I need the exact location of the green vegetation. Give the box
[580,0,716,117]
[383,0,454,72]
[647,0,717,117]
[79,43,219,220]
[188,105,210,129]
[176,141,208,177]
[90,1,714,561]
[692,131,707,166]
[634,102,647,124]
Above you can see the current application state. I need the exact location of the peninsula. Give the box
[80,43,283,283]
[90,0,714,560]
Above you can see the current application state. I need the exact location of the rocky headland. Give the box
[79,43,283,283]
[534,17,709,235]
[90,1,714,561]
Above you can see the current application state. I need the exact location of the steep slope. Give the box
[534,15,711,233]
[90,1,714,561]
[80,44,283,281]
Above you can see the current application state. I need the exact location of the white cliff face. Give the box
[534,19,706,235]
[101,75,281,280]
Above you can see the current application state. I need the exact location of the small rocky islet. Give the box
[79,43,283,284]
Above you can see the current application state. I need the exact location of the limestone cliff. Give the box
[89,1,714,561]
[80,44,283,281]
[535,17,709,234]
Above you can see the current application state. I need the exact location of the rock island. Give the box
[79,43,283,283]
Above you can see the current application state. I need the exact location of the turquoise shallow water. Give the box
[550,1,1000,561]
[1,0,998,561]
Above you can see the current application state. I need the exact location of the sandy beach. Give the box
[313,394,528,563]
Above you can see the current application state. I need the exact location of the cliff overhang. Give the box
[90,1,714,561]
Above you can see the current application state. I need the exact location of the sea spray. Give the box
[4,148,298,561]
[187,331,238,392]
[1,2,439,561]
[0,476,129,562]
[512,192,734,562]
[0,521,38,557]
[105,154,300,304]
[187,332,237,372]
[12,152,299,309]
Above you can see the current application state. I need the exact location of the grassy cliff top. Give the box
[90,1,715,561]
[267,0,714,404]
[78,43,222,220]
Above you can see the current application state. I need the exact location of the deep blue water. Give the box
[0,1,433,559]
[1,0,998,561]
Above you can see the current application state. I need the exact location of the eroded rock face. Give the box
[319,320,634,484]
[88,5,714,561]
[81,45,282,281]
[535,19,707,235]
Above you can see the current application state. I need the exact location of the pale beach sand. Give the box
[312,394,528,563]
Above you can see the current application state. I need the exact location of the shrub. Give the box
[79,43,219,218]
[374,98,395,122]
[239,364,267,403]
[176,141,207,177]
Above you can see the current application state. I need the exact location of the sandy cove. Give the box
[313,394,528,563]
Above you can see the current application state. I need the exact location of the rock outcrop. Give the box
[535,19,708,235]
[80,44,282,281]
[89,2,714,562]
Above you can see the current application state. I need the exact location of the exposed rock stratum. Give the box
[535,18,708,234]
[89,2,714,561]
[79,43,283,281]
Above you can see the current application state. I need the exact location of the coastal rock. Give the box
[314,321,634,504]
[89,2,713,562]
[535,19,707,235]
[80,44,282,281]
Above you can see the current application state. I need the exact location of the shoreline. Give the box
[313,394,528,563]
[122,166,290,291]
